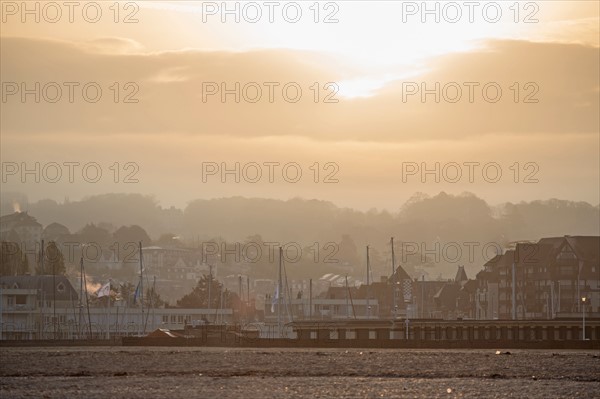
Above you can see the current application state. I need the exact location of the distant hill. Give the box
[2,191,598,243]
[1,191,598,278]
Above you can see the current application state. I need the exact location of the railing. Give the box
[3,305,36,312]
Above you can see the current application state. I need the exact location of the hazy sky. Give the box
[1,1,598,211]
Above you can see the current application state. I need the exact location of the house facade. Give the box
[0,275,79,339]
[142,246,209,304]
[475,236,599,320]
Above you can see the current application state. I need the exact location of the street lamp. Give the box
[581,297,587,340]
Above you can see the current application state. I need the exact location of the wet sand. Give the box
[1,347,599,398]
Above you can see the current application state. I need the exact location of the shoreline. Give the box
[1,337,598,350]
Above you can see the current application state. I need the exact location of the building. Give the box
[0,275,79,339]
[345,265,416,319]
[475,236,599,320]
[265,293,379,322]
[142,246,209,304]
[0,275,237,340]
[0,285,38,339]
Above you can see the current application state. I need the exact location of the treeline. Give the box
[0,241,64,276]
[1,191,598,278]
[3,191,596,244]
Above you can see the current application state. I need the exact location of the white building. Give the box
[0,275,235,340]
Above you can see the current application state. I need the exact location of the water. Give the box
[1,347,598,398]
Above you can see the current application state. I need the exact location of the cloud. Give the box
[1,37,598,143]
[82,37,144,54]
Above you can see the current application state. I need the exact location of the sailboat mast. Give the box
[81,257,92,338]
[346,275,357,320]
[366,245,370,319]
[107,280,111,340]
[139,242,144,335]
[152,275,156,330]
[391,237,396,319]
[143,274,153,331]
[79,256,83,338]
[278,246,283,336]
[309,279,312,319]
[208,263,213,323]
[345,275,350,319]
[283,257,293,323]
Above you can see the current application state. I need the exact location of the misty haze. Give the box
[1,1,599,398]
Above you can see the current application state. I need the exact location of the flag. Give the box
[271,284,279,313]
[133,281,141,305]
[96,282,110,298]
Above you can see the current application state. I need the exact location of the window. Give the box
[557,246,576,260]
[16,295,27,305]
[162,315,169,323]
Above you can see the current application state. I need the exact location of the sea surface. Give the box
[1,347,599,398]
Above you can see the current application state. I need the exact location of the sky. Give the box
[1,1,599,211]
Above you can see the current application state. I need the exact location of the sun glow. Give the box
[1,1,598,209]
[135,1,598,64]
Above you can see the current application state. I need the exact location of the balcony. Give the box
[2,305,37,312]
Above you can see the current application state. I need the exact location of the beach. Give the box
[1,347,598,398]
